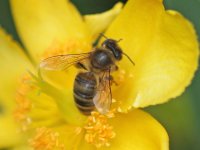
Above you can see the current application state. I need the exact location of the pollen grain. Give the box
[29,127,65,150]
[14,75,33,131]
[84,111,116,148]
[42,39,91,59]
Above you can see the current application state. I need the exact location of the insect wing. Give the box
[93,71,112,114]
[40,53,90,70]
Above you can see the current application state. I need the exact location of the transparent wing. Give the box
[40,53,91,70]
[93,70,112,114]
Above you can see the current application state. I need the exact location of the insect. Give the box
[40,35,135,115]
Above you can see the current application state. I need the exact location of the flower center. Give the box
[14,75,33,131]
[84,111,116,148]
[29,127,65,150]
[42,39,91,59]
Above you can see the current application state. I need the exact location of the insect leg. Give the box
[108,75,118,86]
[108,68,112,102]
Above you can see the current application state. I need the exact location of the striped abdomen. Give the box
[73,72,97,115]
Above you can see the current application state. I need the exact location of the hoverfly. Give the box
[40,35,134,115]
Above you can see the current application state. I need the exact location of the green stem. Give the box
[30,71,87,126]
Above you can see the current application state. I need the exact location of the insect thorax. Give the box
[90,49,114,72]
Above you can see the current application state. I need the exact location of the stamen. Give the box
[84,111,116,148]
[29,127,65,150]
[42,39,91,59]
[75,127,82,135]
[14,75,33,131]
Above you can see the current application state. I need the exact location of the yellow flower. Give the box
[0,0,199,149]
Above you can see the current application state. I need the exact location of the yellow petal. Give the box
[11,145,32,150]
[0,28,31,95]
[55,125,84,150]
[0,28,32,147]
[104,0,199,110]
[84,2,123,40]
[0,116,23,148]
[79,109,169,150]
[10,0,91,62]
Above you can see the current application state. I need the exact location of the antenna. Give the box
[122,52,135,66]
[117,38,123,43]
[100,33,108,39]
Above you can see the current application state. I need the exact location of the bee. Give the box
[40,35,134,115]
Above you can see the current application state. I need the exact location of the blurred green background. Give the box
[0,0,200,150]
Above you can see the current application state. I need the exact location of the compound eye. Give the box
[102,39,115,46]
[115,51,122,60]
